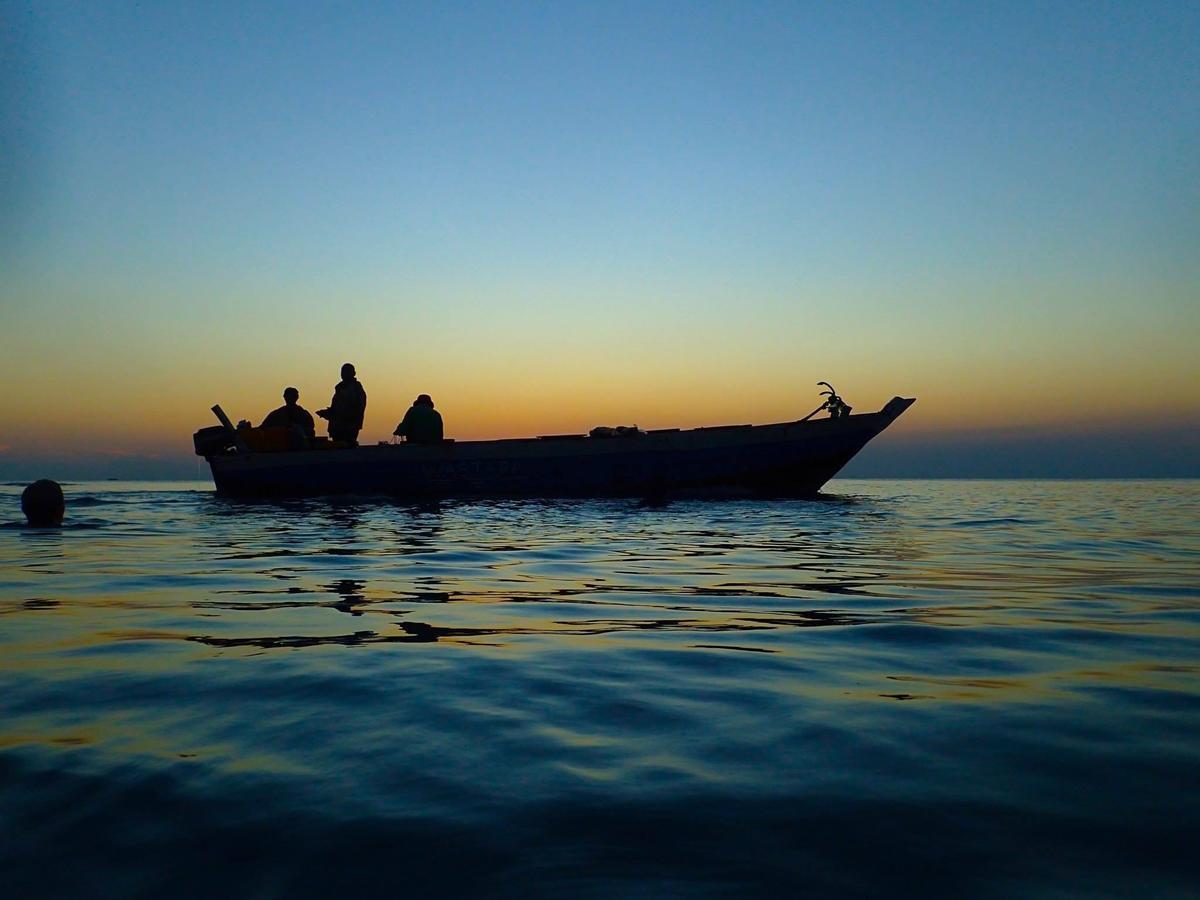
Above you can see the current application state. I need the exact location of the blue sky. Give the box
[11,2,1196,280]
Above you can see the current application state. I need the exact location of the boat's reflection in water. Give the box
[187,491,904,653]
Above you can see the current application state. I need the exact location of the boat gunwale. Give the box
[203,397,915,466]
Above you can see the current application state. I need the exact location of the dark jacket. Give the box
[328,378,367,431]
[394,404,443,443]
[261,403,316,438]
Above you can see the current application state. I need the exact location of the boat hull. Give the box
[204,397,914,499]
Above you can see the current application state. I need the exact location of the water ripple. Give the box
[1,479,1198,896]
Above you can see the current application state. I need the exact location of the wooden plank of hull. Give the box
[206,397,914,498]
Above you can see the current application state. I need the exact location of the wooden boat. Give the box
[194,395,914,499]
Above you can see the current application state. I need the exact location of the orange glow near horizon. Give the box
[5,262,1195,462]
[2,340,1196,460]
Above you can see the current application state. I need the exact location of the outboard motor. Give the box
[193,425,234,457]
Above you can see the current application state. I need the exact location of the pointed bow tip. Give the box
[883,396,917,419]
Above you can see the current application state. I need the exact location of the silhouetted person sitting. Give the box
[261,387,316,441]
[394,394,444,444]
[317,362,367,446]
[22,479,64,527]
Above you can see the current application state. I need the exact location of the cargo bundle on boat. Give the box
[194,386,914,499]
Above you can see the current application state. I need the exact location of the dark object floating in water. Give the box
[21,479,65,526]
[194,392,915,499]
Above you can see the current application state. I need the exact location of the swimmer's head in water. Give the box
[22,479,64,527]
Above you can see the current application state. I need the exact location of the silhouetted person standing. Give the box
[394,394,444,444]
[261,387,316,440]
[22,479,64,527]
[318,363,367,446]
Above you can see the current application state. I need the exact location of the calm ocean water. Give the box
[1,479,1197,897]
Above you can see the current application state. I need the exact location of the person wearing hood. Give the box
[393,394,443,444]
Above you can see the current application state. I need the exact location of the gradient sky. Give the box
[2,1,1197,476]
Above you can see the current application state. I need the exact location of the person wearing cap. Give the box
[317,363,368,446]
[22,479,64,527]
[261,387,316,440]
[393,394,444,444]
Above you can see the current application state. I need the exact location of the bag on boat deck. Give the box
[239,426,296,452]
[589,425,643,438]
